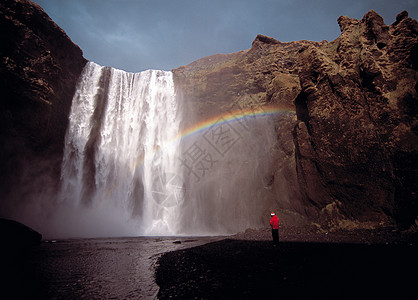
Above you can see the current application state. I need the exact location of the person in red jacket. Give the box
[270,212,279,245]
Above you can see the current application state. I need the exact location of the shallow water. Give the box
[6,236,221,299]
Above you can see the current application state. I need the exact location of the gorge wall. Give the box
[0,0,86,216]
[173,10,418,228]
[296,10,417,227]
[173,37,326,226]
[0,0,416,231]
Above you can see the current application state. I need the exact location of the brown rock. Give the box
[337,16,359,32]
[173,36,324,222]
[393,11,408,26]
[296,10,418,226]
[0,0,87,211]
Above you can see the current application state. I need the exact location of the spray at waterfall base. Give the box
[50,62,292,238]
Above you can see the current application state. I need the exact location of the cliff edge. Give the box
[0,0,87,214]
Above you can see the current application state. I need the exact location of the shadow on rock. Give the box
[0,218,42,250]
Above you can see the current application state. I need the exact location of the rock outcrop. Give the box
[174,35,324,118]
[174,10,418,228]
[295,10,418,227]
[0,218,42,248]
[0,0,87,213]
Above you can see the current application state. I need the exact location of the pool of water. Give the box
[3,236,222,299]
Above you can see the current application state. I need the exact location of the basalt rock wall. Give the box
[0,0,87,214]
[295,10,417,227]
[174,10,418,228]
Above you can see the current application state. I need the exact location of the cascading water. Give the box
[56,61,280,238]
[59,62,183,236]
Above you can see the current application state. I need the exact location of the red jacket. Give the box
[270,215,279,229]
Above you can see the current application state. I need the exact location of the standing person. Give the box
[270,212,279,245]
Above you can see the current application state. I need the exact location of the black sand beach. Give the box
[155,227,418,299]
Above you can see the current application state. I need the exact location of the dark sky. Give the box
[33,0,417,72]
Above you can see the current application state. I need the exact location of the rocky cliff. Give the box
[295,10,417,228]
[174,10,418,228]
[0,0,87,214]
[173,36,326,225]
[1,0,416,229]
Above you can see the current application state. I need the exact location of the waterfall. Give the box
[59,62,183,236]
[57,62,280,238]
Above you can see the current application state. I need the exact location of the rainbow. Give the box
[176,104,295,141]
[132,104,295,171]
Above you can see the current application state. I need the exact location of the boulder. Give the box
[0,218,42,248]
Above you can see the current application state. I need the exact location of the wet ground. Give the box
[0,236,222,299]
[156,227,418,299]
[1,227,416,299]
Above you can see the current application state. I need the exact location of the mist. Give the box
[2,62,285,239]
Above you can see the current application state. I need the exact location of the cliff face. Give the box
[295,10,417,227]
[174,36,324,118]
[0,0,87,213]
[174,10,418,227]
[173,36,326,224]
